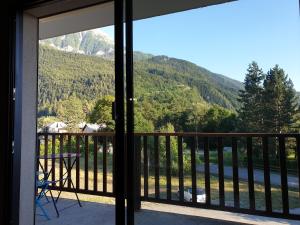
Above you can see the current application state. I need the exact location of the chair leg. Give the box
[49,189,60,217]
[36,199,50,220]
[42,190,50,203]
[55,178,68,203]
[70,178,82,207]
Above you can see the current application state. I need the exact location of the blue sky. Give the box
[101,0,300,90]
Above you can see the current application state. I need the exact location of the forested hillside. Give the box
[136,55,242,109]
[39,45,115,106]
[38,45,242,112]
[38,44,245,131]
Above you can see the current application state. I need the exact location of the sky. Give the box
[101,0,300,90]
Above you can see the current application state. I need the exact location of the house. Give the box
[82,123,107,133]
[78,122,86,130]
[44,122,68,133]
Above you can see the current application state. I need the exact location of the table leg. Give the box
[56,157,82,207]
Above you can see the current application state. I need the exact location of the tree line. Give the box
[38,47,300,135]
[238,62,299,133]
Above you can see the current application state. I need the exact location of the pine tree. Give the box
[238,62,264,132]
[262,65,298,133]
[282,78,299,131]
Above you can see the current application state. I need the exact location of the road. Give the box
[197,164,299,188]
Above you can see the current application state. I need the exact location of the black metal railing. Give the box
[37,132,300,220]
[37,132,115,197]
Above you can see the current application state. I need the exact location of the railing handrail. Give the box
[38,132,115,136]
[37,130,300,220]
[38,132,300,138]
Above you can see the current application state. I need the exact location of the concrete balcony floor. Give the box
[36,195,300,225]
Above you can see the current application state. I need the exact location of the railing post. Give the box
[247,137,255,211]
[178,136,184,202]
[166,135,171,200]
[76,136,80,190]
[93,136,98,192]
[232,137,240,208]
[37,136,41,172]
[112,135,116,194]
[297,137,300,199]
[154,135,160,199]
[262,136,272,213]
[67,135,72,189]
[84,135,89,191]
[279,136,289,215]
[191,136,197,203]
[143,136,148,199]
[59,134,64,187]
[103,137,107,193]
[134,136,142,211]
[217,137,225,207]
[204,137,211,205]
[52,134,56,185]
[44,134,48,172]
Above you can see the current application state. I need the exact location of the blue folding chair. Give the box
[36,175,50,220]
[35,172,59,220]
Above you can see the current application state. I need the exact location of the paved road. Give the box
[197,164,299,188]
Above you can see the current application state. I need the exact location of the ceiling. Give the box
[25,0,236,39]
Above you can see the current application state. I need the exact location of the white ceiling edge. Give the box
[39,2,114,39]
[38,0,236,40]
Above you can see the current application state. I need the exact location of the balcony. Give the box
[36,132,300,224]
[36,198,300,225]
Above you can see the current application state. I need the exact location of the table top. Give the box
[38,153,81,159]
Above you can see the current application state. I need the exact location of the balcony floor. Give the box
[36,197,300,225]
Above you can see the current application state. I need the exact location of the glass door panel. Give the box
[35,1,128,225]
[132,0,300,224]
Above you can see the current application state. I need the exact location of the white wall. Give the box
[18,13,38,225]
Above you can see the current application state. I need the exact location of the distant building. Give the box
[82,123,107,133]
[37,128,43,133]
[78,122,87,130]
[44,122,68,133]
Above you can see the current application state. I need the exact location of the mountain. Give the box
[40,30,157,62]
[140,55,243,109]
[39,31,243,104]
[38,45,243,115]
[40,29,114,58]
[38,29,245,124]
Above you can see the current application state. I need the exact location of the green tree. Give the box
[56,95,86,130]
[202,106,238,132]
[134,110,154,132]
[238,62,264,132]
[89,95,115,130]
[262,65,298,133]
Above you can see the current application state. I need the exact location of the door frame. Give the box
[4,1,129,225]
[125,0,136,225]
[114,0,126,224]
[0,7,15,225]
